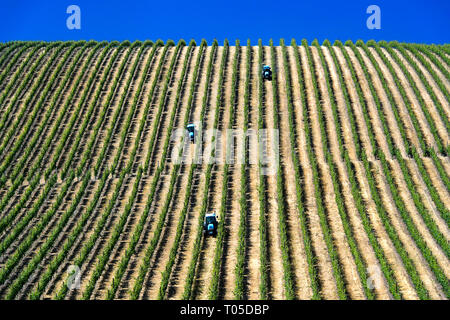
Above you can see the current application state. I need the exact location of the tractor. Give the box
[203,212,218,237]
[187,124,195,143]
[262,65,272,81]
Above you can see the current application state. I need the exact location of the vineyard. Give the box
[0,39,448,300]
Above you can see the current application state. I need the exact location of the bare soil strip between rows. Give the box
[191,46,234,300]
[0,43,448,300]
[331,46,419,299]
[165,46,224,300]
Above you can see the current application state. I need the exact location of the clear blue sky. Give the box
[1,0,449,44]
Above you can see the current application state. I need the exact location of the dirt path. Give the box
[0,178,83,298]
[88,46,168,299]
[244,46,261,300]
[2,43,450,300]
[306,45,365,299]
[345,45,448,297]
[310,46,368,299]
[438,155,450,177]
[61,46,129,172]
[74,51,148,298]
[394,159,450,261]
[344,47,392,158]
[275,46,314,300]
[109,45,190,299]
[115,47,169,171]
[0,46,97,236]
[120,47,199,299]
[0,48,100,265]
[356,47,410,156]
[164,46,223,300]
[16,46,104,182]
[354,46,450,262]
[144,46,186,176]
[332,47,375,158]
[68,46,147,299]
[372,159,447,299]
[421,157,450,205]
[0,47,41,113]
[321,46,392,299]
[404,159,450,240]
[17,178,100,299]
[262,45,285,300]
[288,45,339,299]
[140,46,208,300]
[1,46,77,159]
[354,160,419,299]
[129,47,174,172]
[220,45,244,300]
[302,45,351,300]
[149,46,214,301]
[364,47,425,153]
[37,46,137,298]
[417,50,450,89]
[0,46,48,118]
[30,46,129,298]
[52,44,168,298]
[102,46,154,171]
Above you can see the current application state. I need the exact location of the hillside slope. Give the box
[0,39,448,300]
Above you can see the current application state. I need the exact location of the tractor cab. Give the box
[203,212,218,236]
[262,65,272,80]
[187,124,195,143]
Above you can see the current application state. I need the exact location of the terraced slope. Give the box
[0,39,448,300]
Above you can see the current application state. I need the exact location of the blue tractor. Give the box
[187,124,195,143]
[203,212,218,237]
[262,65,272,81]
